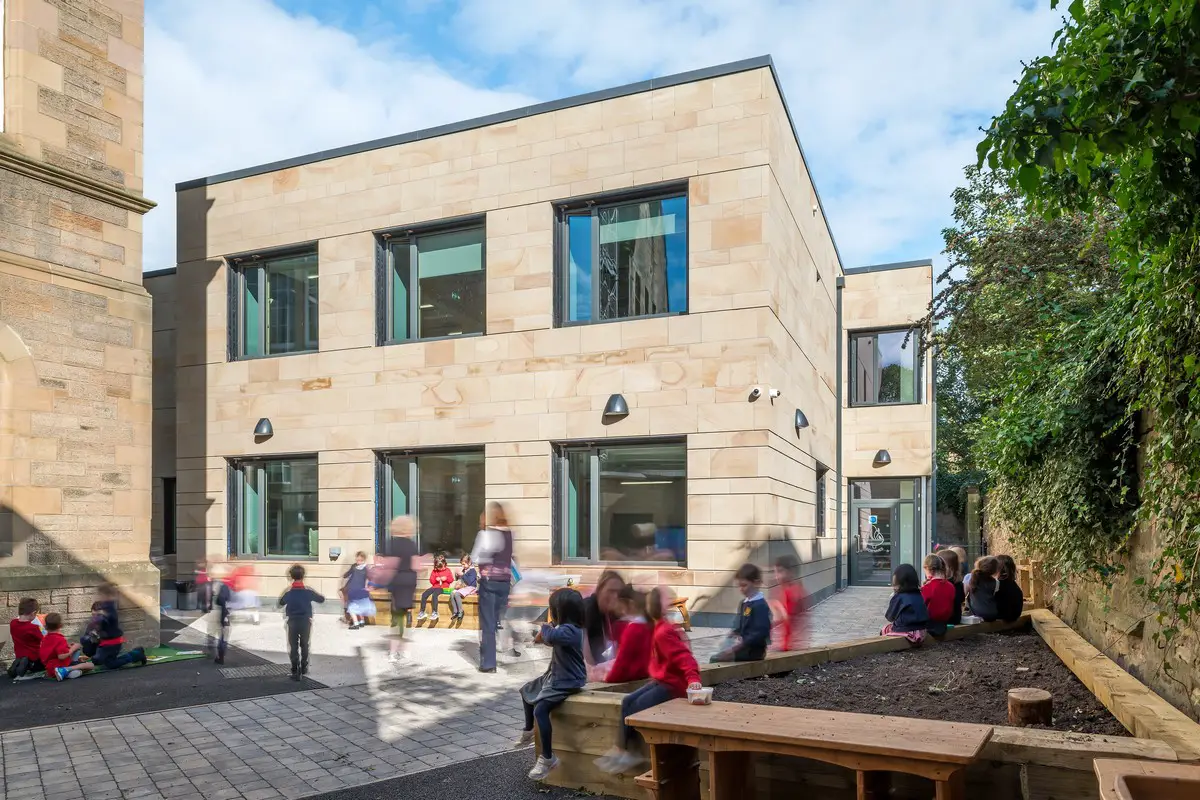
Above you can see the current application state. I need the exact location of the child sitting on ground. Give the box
[967,556,1001,621]
[40,613,96,681]
[7,598,46,681]
[994,555,1025,623]
[710,563,771,662]
[770,554,809,652]
[279,564,325,680]
[417,552,454,622]
[589,585,652,684]
[920,554,955,636]
[342,551,374,630]
[938,548,965,625]
[598,587,702,775]
[517,587,587,782]
[881,564,931,645]
[449,554,478,621]
[92,584,148,670]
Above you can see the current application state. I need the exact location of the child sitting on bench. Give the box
[994,554,1025,623]
[710,563,771,662]
[598,587,702,776]
[920,554,955,636]
[938,548,966,625]
[967,556,1001,621]
[881,564,930,645]
[589,585,651,684]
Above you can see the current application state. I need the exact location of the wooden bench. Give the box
[627,699,993,800]
[368,589,544,631]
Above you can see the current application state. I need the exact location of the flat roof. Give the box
[844,258,933,275]
[143,266,176,279]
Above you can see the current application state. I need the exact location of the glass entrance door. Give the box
[851,505,896,586]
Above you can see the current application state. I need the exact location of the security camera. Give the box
[748,386,763,401]
[768,388,782,400]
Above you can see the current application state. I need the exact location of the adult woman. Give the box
[583,570,628,666]
[385,516,419,662]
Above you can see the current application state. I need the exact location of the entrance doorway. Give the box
[849,478,923,586]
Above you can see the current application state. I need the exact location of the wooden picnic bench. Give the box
[627,699,993,800]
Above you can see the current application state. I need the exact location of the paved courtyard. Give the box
[0,586,891,800]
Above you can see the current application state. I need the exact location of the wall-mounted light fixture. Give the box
[794,409,810,433]
[602,393,629,424]
[873,449,892,468]
[253,418,274,440]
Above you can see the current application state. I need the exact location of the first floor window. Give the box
[378,450,485,556]
[815,465,828,537]
[162,477,177,555]
[849,329,921,406]
[230,247,319,358]
[557,188,688,325]
[231,457,318,558]
[556,440,687,564]
[383,221,486,343]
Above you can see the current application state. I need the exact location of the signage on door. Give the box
[868,514,878,525]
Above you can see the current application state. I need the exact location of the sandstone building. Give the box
[147,57,933,620]
[1,0,158,646]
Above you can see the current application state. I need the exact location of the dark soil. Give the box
[712,631,1128,736]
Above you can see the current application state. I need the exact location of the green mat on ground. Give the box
[11,645,208,681]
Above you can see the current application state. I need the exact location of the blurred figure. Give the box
[588,584,651,684]
[227,562,260,625]
[211,573,232,664]
[195,557,212,613]
[770,554,809,652]
[472,501,514,673]
[342,551,374,630]
[385,516,419,663]
[583,571,628,667]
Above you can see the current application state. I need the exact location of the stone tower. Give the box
[0,0,158,646]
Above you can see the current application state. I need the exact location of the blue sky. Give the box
[142,1,1062,274]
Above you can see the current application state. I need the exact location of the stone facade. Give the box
[1,0,158,649]
[150,58,933,619]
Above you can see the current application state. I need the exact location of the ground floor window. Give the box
[163,477,177,556]
[230,458,318,559]
[849,477,923,586]
[556,440,687,564]
[378,450,485,556]
[815,465,828,537]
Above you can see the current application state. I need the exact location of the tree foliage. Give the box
[968,0,1200,641]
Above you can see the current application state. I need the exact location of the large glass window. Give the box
[379,450,485,555]
[557,190,688,325]
[231,248,319,359]
[231,458,318,559]
[815,465,828,538]
[557,441,687,564]
[850,329,921,406]
[383,222,485,343]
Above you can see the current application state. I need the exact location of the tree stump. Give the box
[1008,688,1053,726]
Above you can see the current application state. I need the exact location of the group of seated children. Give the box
[882,548,1025,644]
[6,584,148,683]
[515,557,808,782]
[339,551,480,627]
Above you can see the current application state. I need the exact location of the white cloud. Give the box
[142,0,533,269]
[143,0,1061,273]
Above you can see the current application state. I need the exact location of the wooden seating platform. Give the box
[367,589,544,631]
[627,699,993,800]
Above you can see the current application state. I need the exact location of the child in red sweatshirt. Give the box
[920,553,955,636]
[589,585,652,684]
[417,553,454,622]
[7,598,46,680]
[39,613,96,681]
[597,587,701,775]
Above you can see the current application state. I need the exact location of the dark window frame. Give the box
[375,446,486,554]
[552,436,688,567]
[848,326,923,407]
[553,183,689,328]
[227,455,319,561]
[815,464,828,538]
[226,243,320,361]
[162,476,177,556]
[375,215,488,347]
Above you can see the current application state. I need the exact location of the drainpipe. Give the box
[929,279,938,557]
[835,276,845,591]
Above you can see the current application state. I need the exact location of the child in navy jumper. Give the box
[881,564,930,645]
[710,563,771,662]
[92,584,148,670]
[278,564,325,680]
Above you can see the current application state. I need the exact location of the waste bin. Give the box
[176,581,197,611]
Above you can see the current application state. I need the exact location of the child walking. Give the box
[516,588,587,781]
[994,554,1025,623]
[449,554,478,621]
[92,584,148,670]
[418,553,454,622]
[967,556,1001,621]
[598,588,702,776]
[39,613,96,681]
[938,548,966,625]
[881,564,931,644]
[920,554,955,636]
[278,564,325,680]
[7,598,46,681]
[770,555,809,652]
[343,552,374,630]
[710,563,771,662]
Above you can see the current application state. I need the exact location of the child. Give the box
[938,548,966,625]
[516,588,587,781]
[598,587,702,776]
[589,585,652,684]
[417,552,454,622]
[881,564,930,644]
[196,558,212,613]
[951,546,971,592]
[211,578,232,664]
[449,554,478,621]
[710,563,771,662]
[92,584,148,670]
[278,564,325,680]
[343,551,374,630]
[994,554,1025,623]
[967,556,1001,621]
[39,613,96,681]
[80,601,104,660]
[770,555,809,652]
[7,598,46,680]
[920,554,955,636]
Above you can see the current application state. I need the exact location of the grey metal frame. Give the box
[554,184,689,327]
[847,327,923,407]
[848,476,924,585]
[815,464,829,537]
[228,455,318,561]
[227,245,320,361]
[376,447,485,554]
